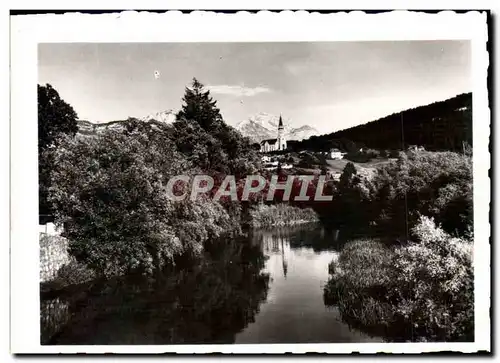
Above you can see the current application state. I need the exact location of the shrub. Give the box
[53,260,96,287]
[345,149,378,163]
[324,239,395,331]
[389,149,401,158]
[324,216,474,342]
[249,203,319,228]
[389,216,474,341]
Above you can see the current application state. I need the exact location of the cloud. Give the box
[206,84,271,97]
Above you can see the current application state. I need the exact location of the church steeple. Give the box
[277,114,286,151]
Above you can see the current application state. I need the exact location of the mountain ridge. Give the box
[77,110,320,143]
[236,113,319,143]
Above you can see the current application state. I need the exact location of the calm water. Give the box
[42,224,381,344]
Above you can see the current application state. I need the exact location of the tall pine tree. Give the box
[176,78,223,131]
[175,78,260,178]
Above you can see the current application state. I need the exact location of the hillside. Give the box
[77,118,169,136]
[291,93,472,153]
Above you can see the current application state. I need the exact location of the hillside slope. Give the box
[290,93,472,151]
[292,93,472,152]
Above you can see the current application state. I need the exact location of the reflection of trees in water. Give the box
[255,224,393,253]
[281,239,288,279]
[253,224,344,254]
[45,238,270,345]
[253,231,289,279]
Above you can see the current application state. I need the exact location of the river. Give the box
[42,224,382,344]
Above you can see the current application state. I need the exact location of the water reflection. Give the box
[46,238,270,345]
[42,224,382,345]
[236,224,381,343]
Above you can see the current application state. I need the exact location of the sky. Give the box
[38,41,471,134]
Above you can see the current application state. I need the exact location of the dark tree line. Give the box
[290,93,472,153]
[38,84,79,223]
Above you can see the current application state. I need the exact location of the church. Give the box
[260,115,287,153]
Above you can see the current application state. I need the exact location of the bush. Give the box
[324,216,473,342]
[53,260,96,288]
[389,216,474,341]
[297,152,327,169]
[345,149,378,163]
[324,239,395,331]
[249,203,319,228]
[389,149,401,158]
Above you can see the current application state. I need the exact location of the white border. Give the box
[10,10,490,354]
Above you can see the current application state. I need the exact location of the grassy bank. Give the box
[249,203,319,229]
[323,216,474,342]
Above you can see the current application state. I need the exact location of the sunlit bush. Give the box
[324,216,474,342]
[249,203,319,228]
[389,215,474,341]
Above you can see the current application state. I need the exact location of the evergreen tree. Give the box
[176,78,223,131]
[175,78,260,178]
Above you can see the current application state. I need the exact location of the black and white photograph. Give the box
[9,10,490,354]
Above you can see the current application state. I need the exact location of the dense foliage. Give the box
[46,79,264,277]
[49,131,240,277]
[324,216,473,342]
[38,84,79,151]
[366,150,473,237]
[318,150,473,239]
[38,84,79,221]
[291,93,472,153]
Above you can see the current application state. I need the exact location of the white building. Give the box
[408,145,425,152]
[260,115,287,153]
[330,148,344,160]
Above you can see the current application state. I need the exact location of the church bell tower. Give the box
[277,114,286,151]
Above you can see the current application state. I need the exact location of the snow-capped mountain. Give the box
[139,110,177,124]
[288,125,319,141]
[236,112,319,143]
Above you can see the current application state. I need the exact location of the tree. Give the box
[38,84,79,221]
[38,84,78,151]
[48,129,240,277]
[175,78,260,178]
[176,78,223,131]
